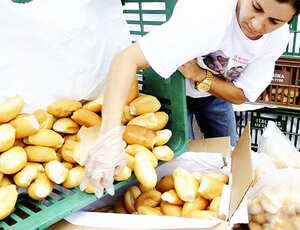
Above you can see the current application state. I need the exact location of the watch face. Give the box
[196,83,209,92]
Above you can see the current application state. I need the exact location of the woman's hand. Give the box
[178,59,206,82]
[77,126,126,198]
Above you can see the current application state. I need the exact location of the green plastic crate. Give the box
[235,108,300,151]
[283,15,300,57]
[10,0,32,3]
[0,0,188,229]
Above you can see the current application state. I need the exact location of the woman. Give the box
[81,0,298,197]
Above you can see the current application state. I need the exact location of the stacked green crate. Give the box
[235,108,300,151]
[283,15,300,57]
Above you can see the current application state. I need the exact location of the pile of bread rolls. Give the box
[94,168,229,220]
[263,87,299,105]
[0,78,174,220]
[248,186,300,230]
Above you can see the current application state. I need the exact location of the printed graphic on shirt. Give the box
[200,50,249,82]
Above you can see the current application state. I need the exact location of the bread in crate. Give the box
[257,57,300,107]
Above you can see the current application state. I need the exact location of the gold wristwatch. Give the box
[195,70,213,92]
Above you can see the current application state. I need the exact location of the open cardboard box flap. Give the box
[189,123,252,220]
[54,123,252,230]
[229,123,252,220]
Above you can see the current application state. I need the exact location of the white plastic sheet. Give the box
[0,0,131,112]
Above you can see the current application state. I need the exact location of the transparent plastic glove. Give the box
[77,126,126,198]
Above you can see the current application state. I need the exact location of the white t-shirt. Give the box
[139,0,289,102]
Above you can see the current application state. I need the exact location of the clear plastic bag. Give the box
[247,169,300,230]
[251,151,276,186]
[0,0,130,112]
[258,121,300,169]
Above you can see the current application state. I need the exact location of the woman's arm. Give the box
[101,42,150,134]
[209,76,248,104]
[178,59,247,105]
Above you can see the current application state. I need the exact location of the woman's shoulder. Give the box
[266,23,289,47]
[260,23,290,58]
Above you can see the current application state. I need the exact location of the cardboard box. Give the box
[48,124,252,230]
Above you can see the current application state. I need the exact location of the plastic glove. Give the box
[76,126,126,198]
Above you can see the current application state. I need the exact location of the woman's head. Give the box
[237,0,297,40]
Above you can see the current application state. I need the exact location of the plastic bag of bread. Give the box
[247,169,300,230]
[251,151,276,186]
[258,121,300,169]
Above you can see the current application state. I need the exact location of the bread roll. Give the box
[0,176,12,187]
[283,87,299,97]
[25,146,57,162]
[0,124,15,152]
[0,185,18,220]
[156,175,174,193]
[61,140,81,163]
[153,112,169,130]
[173,167,199,202]
[28,173,54,200]
[45,160,69,184]
[198,175,224,200]
[25,129,64,148]
[127,77,139,104]
[152,145,174,161]
[83,94,104,113]
[10,114,40,138]
[139,183,155,192]
[209,196,221,212]
[13,163,41,188]
[134,152,157,188]
[128,112,158,130]
[161,189,184,205]
[47,99,82,117]
[34,109,54,129]
[160,201,182,217]
[125,144,157,167]
[123,125,157,149]
[182,197,209,217]
[64,134,80,142]
[53,118,79,134]
[71,109,101,127]
[155,129,172,146]
[126,153,135,170]
[27,162,44,172]
[124,186,142,213]
[0,146,27,174]
[61,162,73,170]
[0,96,24,123]
[122,105,135,125]
[62,166,85,189]
[137,206,162,216]
[128,112,168,131]
[114,166,132,181]
[203,173,229,184]
[129,95,161,115]
[135,190,161,209]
